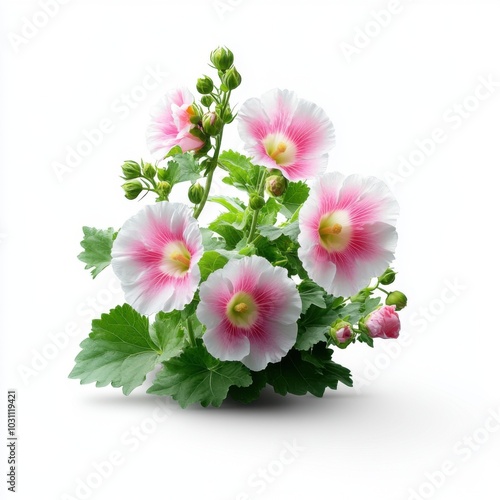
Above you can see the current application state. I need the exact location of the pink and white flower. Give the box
[111,202,203,315]
[365,305,401,339]
[197,256,302,371]
[237,89,335,181]
[298,172,399,297]
[147,88,204,159]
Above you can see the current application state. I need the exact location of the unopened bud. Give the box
[379,268,397,285]
[265,174,288,197]
[249,194,265,210]
[202,112,223,136]
[385,291,407,311]
[196,75,214,95]
[200,95,214,107]
[142,162,156,180]
[223,66,242,90]
[121,160,141,179]
[330,320,353,348]
[210,46,234,72]
[122,180,143,200]
[156,181,172,200]
[188,183,204,204]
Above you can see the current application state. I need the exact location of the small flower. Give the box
[197,256,302,371]
[147,88,205,159]
[237,89,335,181]
[111,202,203,315]
[364,305,401,339]
[298,172,399,297]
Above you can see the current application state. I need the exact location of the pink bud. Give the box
[365,305,400,339]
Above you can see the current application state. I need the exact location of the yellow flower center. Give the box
[226,292,258,328]
[318,211,352,252]
[263,134,297,166]
[161,241,192,277]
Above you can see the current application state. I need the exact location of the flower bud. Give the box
[385,291,407,311]
[188,183,204,204]
[196,75,214,95]
[249,194,265,210]
[223,66,242,90]
[142,162,156,180]
[379,268,396,285]
[350,289,370,303]
[221,107,234,124]
[200,95,214,107]
[364,305,400,339]
[121,160,141,179]
[122,180,143,200]
[210,47,234,72]
[330,320,353,348]
[202,112,223,136]
[156,181,172,200]
[265,174,288,197]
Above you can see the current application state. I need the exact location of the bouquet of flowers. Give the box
[70,47,407,408]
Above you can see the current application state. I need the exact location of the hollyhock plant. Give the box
[298,172,399,298]
[197,256,302,371]
[364,305,401,339]
[147,88,205,159]
[237,89,336,181]
[111,202,203,315]
[70,47,408,408]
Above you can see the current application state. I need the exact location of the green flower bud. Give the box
[202,112,223,137]
[385,291,408,311]
[200,95,214,107]
[188,183,204,204]
[265,174,288,197]
[222,66,242,90]
[156,181,172,200]
[122,180,143,200]
[210,46,234,72]
[329,320,353,348]
[249,194,265,210]
[379,268,397,285]
[196,75,214,94]
[351,289,370,303]
[221,106,234,124]
[121,160,141,179]
[142,162,156,180]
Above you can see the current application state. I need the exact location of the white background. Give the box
[1,1,500,499]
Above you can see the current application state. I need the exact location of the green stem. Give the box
[193,90,232,219]
[186,318,196,346]
[247,168,268,242]
[377,286,390,295]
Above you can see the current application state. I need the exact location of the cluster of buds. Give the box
[120,160,172,202]
[329,267,408,348]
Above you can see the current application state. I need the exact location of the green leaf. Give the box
[160,153,201,185]
[258,197,281,226]
[77,227,116,278]
[200,228,226,251]
[258,220,300,242]
[280,181,309,217]
[150,311,187,362]
[218,150,261,192]
[228,371,267,404]
[208,196,246,213]
[295,301,338,350]
[69,304,164,395]
[198,251,229,281]
[266,344,352,397]
[147,340,252,408]
[298,280,327,314]
[209,212,245,249]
